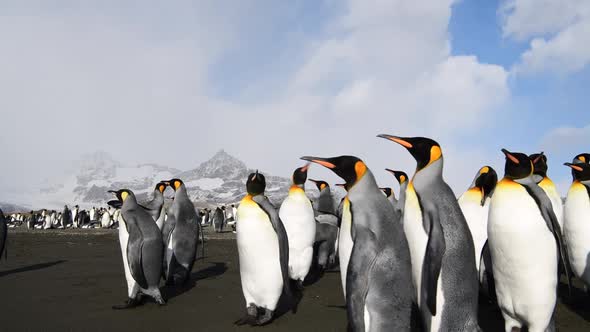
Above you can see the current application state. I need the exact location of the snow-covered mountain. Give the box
[32,149,292,209]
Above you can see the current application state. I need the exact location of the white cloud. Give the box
[502,0,590,75]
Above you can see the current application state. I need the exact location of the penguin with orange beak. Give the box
[385,169,408,216]
[377,135,480,331]
[309,179,338,272]
[301,155,412,331]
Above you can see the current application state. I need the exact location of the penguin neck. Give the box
[412,157,443,192]
[348,169,379,200]
[290,184,305,193]
[317,187,335,215]
[174,185,189,201]
[152,189,164,204]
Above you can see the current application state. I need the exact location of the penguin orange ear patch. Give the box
[479,166,489,174]
[579,156,587,163]
[320,183,326,190]
[354,161,367,180]
[174,180,181,189]
[430,146,442,164]
[120,191,129,201]
[400,175,406,183]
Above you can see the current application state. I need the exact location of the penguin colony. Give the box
[2,137,590,332]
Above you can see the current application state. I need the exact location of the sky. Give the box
[1,0,589,200]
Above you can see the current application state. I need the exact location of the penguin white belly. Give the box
[117,218,138,297]
[237,203,283,311]
[404,185,428,307]
[279,190,316,281]
[156,208,165,230]
[101,213,111,228]
[488,182,557,330]
[564,183,590,286]
[458,192,489,272]
[339,198,353,297]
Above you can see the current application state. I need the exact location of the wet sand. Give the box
[0,229,589,331]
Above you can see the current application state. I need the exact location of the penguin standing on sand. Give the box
[107,189,165,309]
[162,179,200,285]
[530,153,564,229]
[61,205,70,229]
[213,207,224,232]
[142,182,167,230]
[385,169,408,215]
[309,179,339,271]
[235,171,293,326]
[72,205,79,228]
[0,209,7,260]
[378,134,480,331]
[563,162,590,290]
[302,155,413,331]
[488,149,571,332]
[279,164,316,288]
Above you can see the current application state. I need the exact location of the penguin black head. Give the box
[501,149,532,180]
[165,179,184,191]
[565,162,590,182]
[472,166,498,204]
[309,179,329,191]
[380,187,393,197]
[529,153,548,177]
[246,170,266,196]
[385,169,408,185]
[378,135,442,171]
[107,189,133,208]
[155,181,168,193]
[573,153,590,164]
[335,183,349,191]
[292,163,311,186]
[300,155,367,186]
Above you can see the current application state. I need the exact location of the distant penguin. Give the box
[235,171,293,326]
[202,208,210,226]
[378,134,480,331]
[380,187,397,206]
[108,189,165,309]
[302,155,413,331]
[563,162,590,290]
[101,208,112,228]
[530,153,564,229]
[385,169,409,216]
[142,182,167,230]
[309,179,339,271]
[61,205,70,229]
[279,164,316,287]
[26,211,35,229]
[213,207,224,233]
[0,209,6,260]
[72,205,79,228]
[488,149,571,332]
[162,179,200,286]
[89,207,96,222]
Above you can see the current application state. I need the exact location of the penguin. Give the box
[72,205,79,228]
[563,162,590,291]
[0,209,7,260]
[235,171,293,326]
[380,187,397,206]
[89,207,96,223]
[530,153,564,229]
[142,182,167,230]
[107,189,165,309]
[201,208,210,226]
[26,211,35,229]
[573,153,590,164]
[302,155,413,331]
[213,207,224,232]
[279,164,316,288]
[488,149,571,332]
[385,169,409,216]
[101,207,112,228]
[61,205,70,229]
[378,134,480,331]
[309,179,339,271]
[162,179,200,285]
[457,166,498,302]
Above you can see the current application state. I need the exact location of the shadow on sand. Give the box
[161,262,228,301]
[0,260,67,277]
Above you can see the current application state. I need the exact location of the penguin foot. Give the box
[255,308,273,326]
[234,304,258,326]
[112,297,141,310]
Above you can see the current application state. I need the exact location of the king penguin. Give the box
[162,178,200,286]
[378,134,480,332]
[380,187,398,206]
[107,189,165,309]
[385,169,408,216]
[563,161,590,291]
[302,155,413,331]
[142,182,167,230]
[309,179,339,272]
[488,149,571,332]
[235,171,293,326]
[530,153,564,229]
[279,164,316,288]
[0,208,6,260]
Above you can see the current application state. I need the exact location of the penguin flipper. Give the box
[107,200,122,209]
[521,183,572,293]
[161,216,175,279]
[421,206,446,316]
[126,219,149,289]
[479,240,496,303]
[251,194,293,299]
[345,231,377,332]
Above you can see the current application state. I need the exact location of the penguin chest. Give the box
[539,179,564,228]
[488,182,557,314]
[564,184,590,282]
[279,191,316,250]
[118,220,137,294]
[458,193,489,272]
[236,203,283,300]
[338,198,354,296]
[403,185,429,306]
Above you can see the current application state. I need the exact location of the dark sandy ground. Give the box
[1,228,589,331]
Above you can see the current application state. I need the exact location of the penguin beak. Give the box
[308,179,318,184]
[532,152,544,164]
[300,163,311,172]
[564,162,583,172]
[377,134,413,149]
[300,156,335,169]
[385,168,396,175]
[501,149,519,164]
[107,190,117,194]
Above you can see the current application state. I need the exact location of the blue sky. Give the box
[1,0,589,201]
